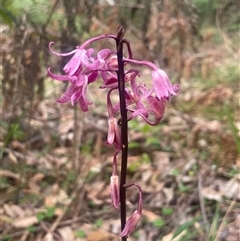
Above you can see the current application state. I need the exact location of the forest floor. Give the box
[1,25,240,241]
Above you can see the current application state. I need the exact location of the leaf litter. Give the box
[1,7,239,241]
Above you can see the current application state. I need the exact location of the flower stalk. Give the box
[115,26,128,239]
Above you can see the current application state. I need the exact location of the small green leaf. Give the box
[27,225,36,233]
[171,168,180,177]
[95,218,103,228]
[145,137,160,146]
[153,218,165,228]
[128,141,141,149]
[178,182,189,193]
[173,217,199,239]
[142,124,151,133]
[45,207,55,218]
[75,230,86,238]
[142,153,151,163]
[36,212,45,221]
[128,161,141,173]
[162,207,173,216]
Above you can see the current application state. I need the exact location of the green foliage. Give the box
[85,170,99,183]
[224,104,240,154]
[208,202,220,241]
[0,1,17,26]
[0,0,63,27]
[2,234,12,241]
[75,230,86,238]
[36,206,56,221]
[228,166,239,177]
[26,225,36,233]
[162,207,173,216]
[133,231,140,238]
[145,136,160,147]
[192,0,219,25]
[170,168,180,177]
[142,153,151,163]
[95,218,103,228]
[80,139,95,155]
[178,182,189,193]
[61,170,76,190]
[2,120,25,144]
[173,217,199,240]
[1,118,25,158]
[0,177,9,188]
[128,158,142,173]
[88,200,96,208]
[128,141,141,149]
[152,218,165,228]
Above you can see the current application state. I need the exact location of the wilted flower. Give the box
[110,175,120,209]
[120,183,143,237]
[120,210,141,237]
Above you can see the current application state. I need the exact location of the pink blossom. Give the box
[47,42,116,111]
[152,69,180,100]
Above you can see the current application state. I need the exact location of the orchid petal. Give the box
[49,42,78,57]
[147,95,166,119]
[57,84,79,103]
[88,71,98,83]
[47,68,69,81]
[63,49,86,75]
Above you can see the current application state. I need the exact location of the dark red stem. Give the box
[116,26,128,241]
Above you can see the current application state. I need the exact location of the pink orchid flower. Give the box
[107,117,122,151]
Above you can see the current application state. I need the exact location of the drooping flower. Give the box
[123,58,180,100]
[55,74,91,111]
[107,117,122,151]
[124,80,165,125]
[120,210,141,238]
[152,69,180,100]
[110,175,120,209]
[120,183,143,237]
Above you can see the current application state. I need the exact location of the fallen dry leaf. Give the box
[58,226,75,241]
[4,204,25,218]
[0,169,21,180]
[12,216,38,228]
[43,232,54,241]
[28,173,44,194]
[142,209,162,222]
[87,230,116,241]
[44,184,71,207]
[222,173,240,200]
[162,229,187,241]
[201,187,223,202]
